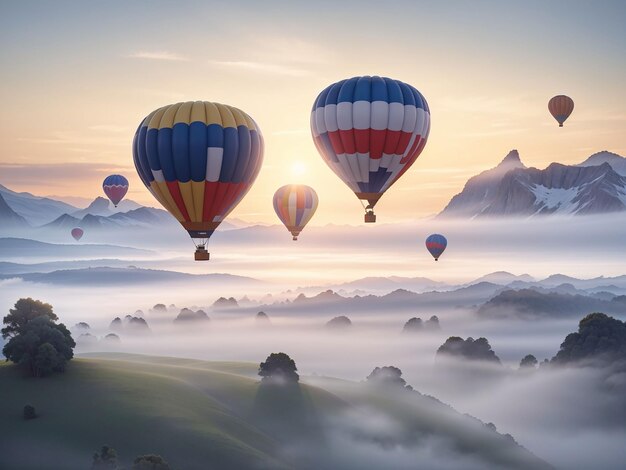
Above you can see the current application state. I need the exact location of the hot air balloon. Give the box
[311,76,430,223]
[273,184,318,241]
[103,174,129,207]
[71,227,84,241]
[548,95,574,127]
[133,101,264,260]
[425,234,447,261]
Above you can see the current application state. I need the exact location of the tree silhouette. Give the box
[259,352,299,383]
[2,298,57,339]
[519,354,538,369]
[92,446,118,469]
[132,454,171,470]
[3,314,75,377]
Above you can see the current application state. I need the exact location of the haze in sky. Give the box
[1,0,625,224]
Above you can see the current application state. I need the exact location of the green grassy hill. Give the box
[0,353,551,470]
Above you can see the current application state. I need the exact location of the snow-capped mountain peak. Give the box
[578,150,626,176]
[439,151,626,217]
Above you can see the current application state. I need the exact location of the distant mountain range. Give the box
[0,184,243,241]
[0,237,151,259]
[0,192,29,228]
[0,266,263,287]
[439,150,626,217]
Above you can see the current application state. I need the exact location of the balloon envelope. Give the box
[103,174,129,206]
[133,101,264,246]
[71,228,84,241]
[548,95,574,127]
[426,234,447,260]
[273,184,318,240]
[311,76,430,217]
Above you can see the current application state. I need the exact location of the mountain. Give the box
[477,288,626,320]
[0,192,29,228]
[2,266,263,286]
[471,271,535,285]
[71,197,145,218]
[259,282,504,316]
[42,206,177,233]
[0,237,151,259]
[440,150,526,217]
[0,183,78,225]
[578,150,626,176]
[71,196,113,218]
[439,150,626,217]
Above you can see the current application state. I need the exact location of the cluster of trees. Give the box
[436,336,501,364]
[551,312,626,365]
[366,366,413,391]
[212,297,239,309]
[403,315,440,332]
[2,298,75,377]
[92,446,171,470]
[173,308,209,323]
[110,315,150,333]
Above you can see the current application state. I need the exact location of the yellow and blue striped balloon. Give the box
[133,101,264,245]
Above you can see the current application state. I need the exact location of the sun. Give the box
[291,161,307,177]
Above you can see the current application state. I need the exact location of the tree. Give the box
[2,298,57,339]
[403,317,423,332]
[259,352,299,383]
[174,308,209,323]
[551,313,626,365]
[23,405,37,420]
[325,316,352,329]
[256,311,270,322]
[519,354,538,369]
[366,366,412,390]
[436,336,501,364]
[104,333,121,343]
[92,446,118,469]
[110,317,122,330]
[3,316,75,377]
[132,454,171,470]
[425,315,440,330]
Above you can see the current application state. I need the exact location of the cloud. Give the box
[127,51,189,61]
[17,130,128,148]
[208,60,310,77]
[0,162,133,187]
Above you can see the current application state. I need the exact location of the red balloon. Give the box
[71,228,84,241]
[548,95,574,127]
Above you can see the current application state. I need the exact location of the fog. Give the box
[2,215,626,468]
[6,213,626,283]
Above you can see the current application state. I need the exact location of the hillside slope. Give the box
[0,354,551,470]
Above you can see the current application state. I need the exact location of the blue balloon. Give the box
[426,234,447,261]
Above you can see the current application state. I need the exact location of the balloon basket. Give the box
[364,212,376,223]
[292,236,298,241]
[194,247,210,261]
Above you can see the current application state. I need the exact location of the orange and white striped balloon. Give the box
[273,184,318,241]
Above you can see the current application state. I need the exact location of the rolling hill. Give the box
[0,354,551,470]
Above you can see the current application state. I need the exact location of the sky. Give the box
[1,0,625,224]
